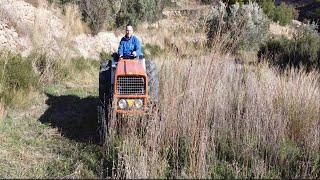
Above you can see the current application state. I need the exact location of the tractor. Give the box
[97,53,158,145]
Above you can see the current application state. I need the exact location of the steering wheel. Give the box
[120,55,135,59]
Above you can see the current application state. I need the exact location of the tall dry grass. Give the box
[104,53,320,178]
[0,101,4,121]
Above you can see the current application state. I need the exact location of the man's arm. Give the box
[118,38,124,57]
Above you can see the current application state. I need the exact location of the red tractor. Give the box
[97,53,158,145]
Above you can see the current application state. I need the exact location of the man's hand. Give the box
[132,51,137,57]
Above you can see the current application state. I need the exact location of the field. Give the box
[0,0,319,178]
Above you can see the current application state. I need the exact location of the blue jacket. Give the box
[117,35,142,57]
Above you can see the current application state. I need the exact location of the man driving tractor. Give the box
[118,24,142,58]
[98,23,158,145]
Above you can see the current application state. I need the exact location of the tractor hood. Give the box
[115,59,146,76]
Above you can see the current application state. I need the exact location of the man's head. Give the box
[125,25,133,38]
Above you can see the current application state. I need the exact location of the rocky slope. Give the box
[0,0,121,59]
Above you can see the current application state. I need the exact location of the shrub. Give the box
[201,0,215,5]
[163,0,178,9]
[0,53,39,107]
[206,2,269,53]
[77,0,112,35]
[258,0,275,18]
[47,0,75,5]
[115,0,164,28]
[273,2,294,26]
[49,0,165,32]
[257,0,295,26]
[258,23,320,71]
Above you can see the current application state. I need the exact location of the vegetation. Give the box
[47,0,165,33]
[0,53,39,107]
[77,0,112,35]
[259,23,320,70]
[206,2,269,53]
[224,0,295,26]
[115,0,165,28]
[200,0,215,5]
[101,55,320,178]
[0,0,319,179]
[257,0,295,26]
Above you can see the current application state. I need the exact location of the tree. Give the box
[77,0,112,35]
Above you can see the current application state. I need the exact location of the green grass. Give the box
[0,88,101,178]
[42,84,97,97]
[0,52,102,178]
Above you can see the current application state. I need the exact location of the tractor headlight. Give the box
[134,99,143,109]
[118,99,127,109]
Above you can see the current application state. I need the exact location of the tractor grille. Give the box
[117,76,145,95]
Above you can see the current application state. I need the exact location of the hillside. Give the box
[0,0,319,178]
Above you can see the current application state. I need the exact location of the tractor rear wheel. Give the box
[99,60,112,103]
[97,106,108,146]
[98,60,112,146]
[145,59,158,105]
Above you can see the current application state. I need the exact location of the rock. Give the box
[0,20,19,52]
[73,32,121,60]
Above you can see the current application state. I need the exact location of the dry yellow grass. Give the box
[24,0,87,61]
[61,4,89,37]
[103,53,320,178]
[0,101,5,121]
[23,0,39,7]
[136,6,209,57]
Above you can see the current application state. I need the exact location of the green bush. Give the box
[163,0,178,9]
[48,0,165,32]
[273,3,294,26]
[258,24,320,71]
[0,53,39,106]
[206,2,269,53]
[115,0,164,28]
[258,0,275,17]
[47,0,74,5]
[201,0,215,5]
[257,0,294,26]
[77,0,112,35]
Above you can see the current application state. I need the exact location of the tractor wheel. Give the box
[98,60,112,146]
[145,59,159,105]
[99,60,112,103]
[97,106,108,146]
